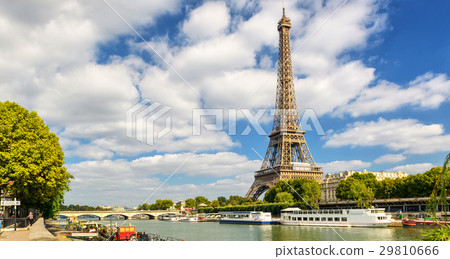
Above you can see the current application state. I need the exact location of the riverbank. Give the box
[0,218,68,241]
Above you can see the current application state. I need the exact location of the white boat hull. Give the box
[280,221,390,228]
[280,208,392,228]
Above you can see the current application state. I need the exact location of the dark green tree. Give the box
[211,200,220,208]
[194,196,210,205]
[274,192,294,203]
[263,181,290,203]
[263,179,321,208]
[375,178,396,199]
[217,196,227,206]
[0,101,73,218]
[336,177,375,208]
[427,154,450,219]
[185,198,196,208]
[137,203,150,210]
[227,195,252,206]
[153,199,173,210]
[350,172,378,194]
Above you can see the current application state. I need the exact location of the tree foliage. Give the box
[137,199,173,210]
[194,196,210,206]
[60,204,110,211]
[274,192,294,203]
[377,167,448,199]
[217,196,227,206]
[336,169,450,208]
[0,101,73,218]
[264,179,321,209]
[185,198,196,208]
[336,175,376,208]
[227,195,252,206]
[427,153,450,219]
[211,200,220,207]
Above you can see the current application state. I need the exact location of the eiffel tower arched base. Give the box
[245,169,323,201]
[245,182,272,201]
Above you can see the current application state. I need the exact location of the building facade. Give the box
[320,170,408,202]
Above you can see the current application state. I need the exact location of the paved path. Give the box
[0,218,57,241]
[0,229,30,241]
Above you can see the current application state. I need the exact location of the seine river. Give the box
[96,219,426,241]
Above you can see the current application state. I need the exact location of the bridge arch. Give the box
[130,213,156,220]
[103,214,129,220]
[75,214,103,220]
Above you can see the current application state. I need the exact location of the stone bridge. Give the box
[58,210,171,220]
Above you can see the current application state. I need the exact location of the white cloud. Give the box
[296,61,375,115]
[319,160,372,174]
[325,118,450,154]
[386,163,435,174]
[292,0,387,74]
[65,152,260,205]
[182,1,230,43]
[334,73,450,117]
[374,154,406,164]
[68,144,114,160]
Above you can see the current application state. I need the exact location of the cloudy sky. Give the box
[1,0,449,207]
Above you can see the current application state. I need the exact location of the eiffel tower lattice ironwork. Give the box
[245,7,323,200]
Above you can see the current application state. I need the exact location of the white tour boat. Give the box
[180,216,199,222]
[280,208,391,227]
[219,211,278,225]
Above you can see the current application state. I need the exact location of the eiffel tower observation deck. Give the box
[246,5,323,200]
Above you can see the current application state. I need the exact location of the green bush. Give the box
[421,225,450,241]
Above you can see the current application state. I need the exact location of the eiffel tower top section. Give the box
[272,5,301,134]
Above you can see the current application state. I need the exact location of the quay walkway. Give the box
[0,218,57,241]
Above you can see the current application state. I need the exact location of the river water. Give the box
[97,219,426,241]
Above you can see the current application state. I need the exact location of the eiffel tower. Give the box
[245,5,323,200]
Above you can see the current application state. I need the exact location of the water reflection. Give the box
[96,220,425,241]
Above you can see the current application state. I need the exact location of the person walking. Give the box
[27,212,34,226]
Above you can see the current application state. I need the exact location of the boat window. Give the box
[288,216,291,220]
[323,210,328,214]
[309,217,314,221]
[315,217,320,221]
[341,217,347,222]
[303,217,308,221]
[327,217,333,221]
[334,217,340,222]
[321,217,326,221]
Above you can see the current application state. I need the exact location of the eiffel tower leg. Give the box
[245,181,259,198]
[245,181,273,201]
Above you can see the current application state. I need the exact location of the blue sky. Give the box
[1,0,449,207]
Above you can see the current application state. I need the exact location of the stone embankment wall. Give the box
[29,218,57,241]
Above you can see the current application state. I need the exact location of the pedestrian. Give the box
[27,212,34,226]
